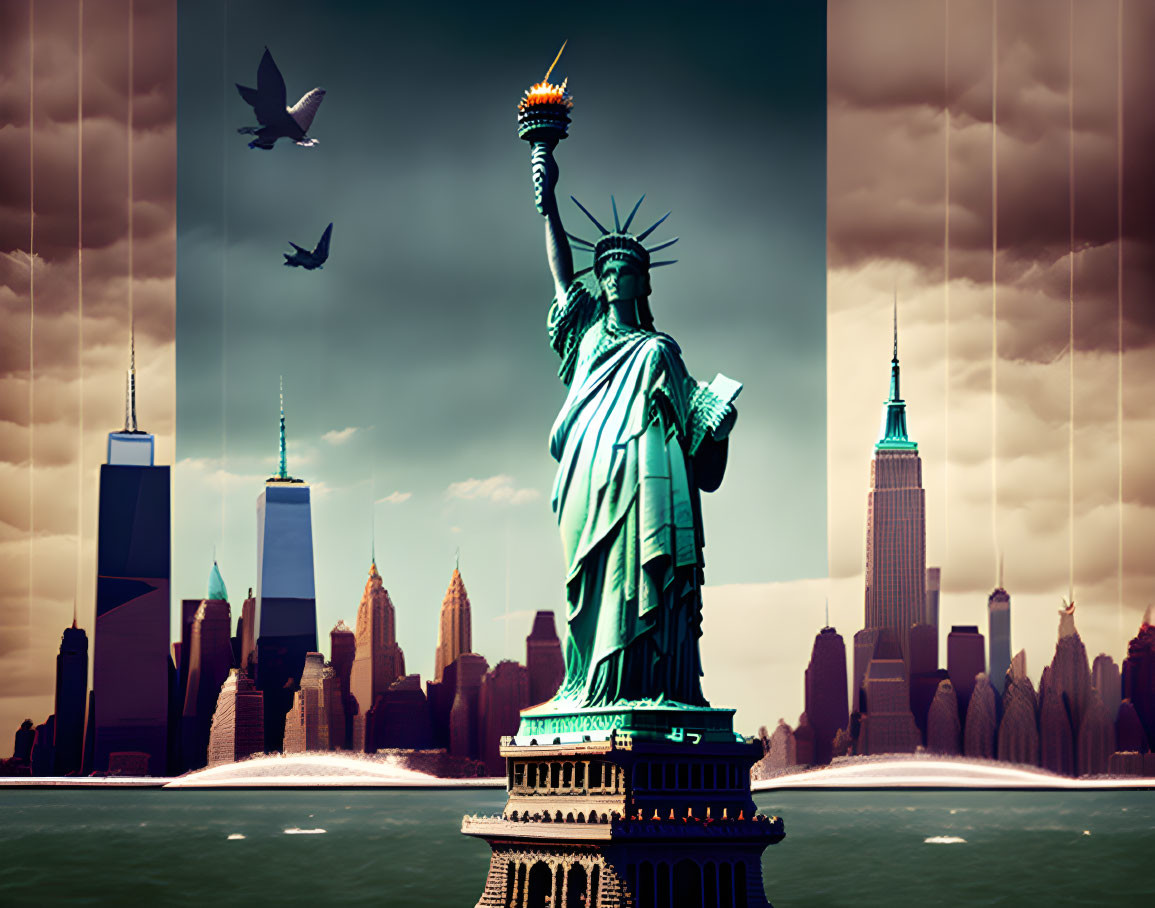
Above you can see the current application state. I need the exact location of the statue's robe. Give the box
[547,281,737,708]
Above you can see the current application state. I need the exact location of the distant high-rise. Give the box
[330,620,356,749]
[284,652,327,753]
[449,652,488,761]
[998,668,1039,766]
[963,673,997,759]
[1076,689,1115,777]
[367,675,433,751]
[207,669,265,767]
[435,566,473,683]
[1047,604,1093,743]
[1121,607,1155,750]
[1092,654,1122,723]
[803,626,848,765]
[858,629,921,755]
[925,567,941,628]
[53,620,88,775]
[253,382,317,752]
[947,625,985,723]
[350,560,405,751]
[926,679,961,755]
[93,341,170,775]
[479,660,529,776]
[1039,669,1074,775]
[863,307,926,664]
[525,611,564,706]
[988,587,1011,694]
[180,562,233,772]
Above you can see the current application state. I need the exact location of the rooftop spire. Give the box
[124,320,139,433]
[876,292,917,452]
[278,377,288,479]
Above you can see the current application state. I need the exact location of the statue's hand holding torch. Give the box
[518,42,571,216]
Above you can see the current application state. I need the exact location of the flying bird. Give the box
[283,223,332,270]
[236,47,325,150]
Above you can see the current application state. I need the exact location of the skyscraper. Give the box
[254,382,317,752]
[925,566,941,628]
[947,625,986,723]
[434,565,473,683]
[988,587,1011,694]
[803,626,848,765]
[330,620,356,749]
[207,669,265,768]
[179,562,233,772]
[525,611,564,706]
[52,620,88,775]
[863,307,926,664]
[350,559,405,750]
[93,341,170,775]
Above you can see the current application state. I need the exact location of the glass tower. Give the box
[253,381,317,751]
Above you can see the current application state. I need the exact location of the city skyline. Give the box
[3,0,1154,749]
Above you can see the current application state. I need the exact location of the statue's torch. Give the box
[517,41,573,147]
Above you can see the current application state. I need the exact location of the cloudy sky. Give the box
[0,0,176,742]
[824,0,1155,718]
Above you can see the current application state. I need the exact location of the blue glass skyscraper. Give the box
[93,339,170,774]
[254,381,317,751]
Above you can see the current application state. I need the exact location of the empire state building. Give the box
[863,312,926,665]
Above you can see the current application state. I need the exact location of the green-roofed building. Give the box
[208,560,228,603]
[863,303,926,667]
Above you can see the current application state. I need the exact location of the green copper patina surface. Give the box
[207,560,228,602]
[523,131,741,734]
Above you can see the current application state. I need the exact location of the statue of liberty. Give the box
[529,141,742,711]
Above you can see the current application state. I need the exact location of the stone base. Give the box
[463,732,783,907]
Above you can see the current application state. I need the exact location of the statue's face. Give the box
[599,260,647,303]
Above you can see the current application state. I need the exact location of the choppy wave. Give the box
[924,836,967,845]
[283,828,326,835]
[753,756,1155,791]
[165,753,504,789]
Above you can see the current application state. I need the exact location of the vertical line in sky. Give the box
[1068,0,1076,606]
[990,0,999,586]
[943,0,951,570]
[76,0,85,614]
[1116,0,1125,634]
[128,1,134,333]
[28,0,35,633]
[220,0,229,549]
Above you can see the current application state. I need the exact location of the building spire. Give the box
[877,293,917,452]
[825,597,830,628]
[123,320,139,433]
[277,376,288,480]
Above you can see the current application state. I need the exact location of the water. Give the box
[0,789,1151,906]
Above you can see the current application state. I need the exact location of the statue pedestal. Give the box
[462,711,784,907]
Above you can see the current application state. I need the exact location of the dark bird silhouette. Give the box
[236,47,325,150]
[283,223,332,270]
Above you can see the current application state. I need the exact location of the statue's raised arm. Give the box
[531,143,573,301]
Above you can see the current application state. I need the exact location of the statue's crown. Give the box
[567,195,679,281]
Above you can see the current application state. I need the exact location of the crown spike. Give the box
[621,195,645,233]
[645,237,679,254]
[611,196,621,232]
[570,196,609,235]
[635,211,671,242]
[573,265,595,279]
[649,260,678,268]
[564,231,596,250]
